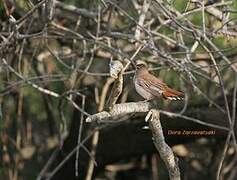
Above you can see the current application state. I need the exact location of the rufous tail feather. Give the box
[162,87,184,100]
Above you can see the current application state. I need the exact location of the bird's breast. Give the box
[134,76,154,100]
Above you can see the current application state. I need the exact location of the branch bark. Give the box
[147,109,180,180]
[86,102,154,123]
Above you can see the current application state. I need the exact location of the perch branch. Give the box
[85,101,228,132]
[86,102,154,123]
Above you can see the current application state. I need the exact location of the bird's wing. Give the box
[138,77,165,97]
[140,73,184,100]
[137,78,151,91]
[149,83,165,97]
[143,74,167,95]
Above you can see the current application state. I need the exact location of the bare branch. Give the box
[147,109,180,180]
[85,102,153,123]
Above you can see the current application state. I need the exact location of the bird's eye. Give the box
[136,64,143,69]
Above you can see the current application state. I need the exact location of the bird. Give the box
[133,63,184,101]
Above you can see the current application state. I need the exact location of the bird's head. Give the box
[136,63,145,69]
[135,62,147,70]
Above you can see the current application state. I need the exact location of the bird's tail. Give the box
[162,87,184,100]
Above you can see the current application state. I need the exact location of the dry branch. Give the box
[86,102,154,123]
[147,109,180,180]
[55,1,97,18]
